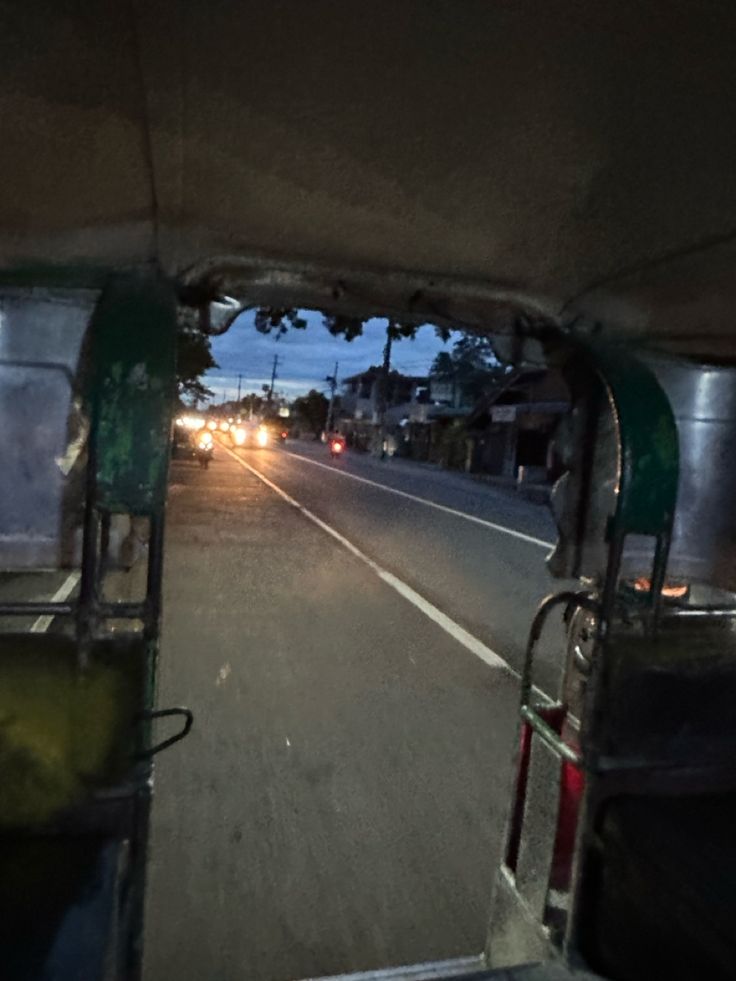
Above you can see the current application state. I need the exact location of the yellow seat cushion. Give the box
[0,634,144,827]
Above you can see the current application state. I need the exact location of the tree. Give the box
[292,390,329,437]
[251,308,499,452]
[254,310,427,454]
[254,307,307,337]
[430,333,506,405]
[240,393,265,418]
[253,308,451,344]
[176,312,218,404]
[430,350,459,405]
[451,332,501,367]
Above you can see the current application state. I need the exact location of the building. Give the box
[466,367,570,485]
[341,368,429,421]
[340,368,430,451]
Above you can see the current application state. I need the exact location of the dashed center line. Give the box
[222,444,516,676]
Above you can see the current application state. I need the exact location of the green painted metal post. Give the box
[80,267,178,698]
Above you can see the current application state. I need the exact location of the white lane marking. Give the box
[223,445,513,674]
[285,737,291,748]
[216,661,232,686]
[30,570,81,633]
[284,450,554,550]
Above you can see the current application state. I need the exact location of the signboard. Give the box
[492,405,516,423]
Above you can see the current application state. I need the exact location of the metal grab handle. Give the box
[136,707,193,759]
[521,590,598,703]
[520,704,583,766]
[518,590,596,769]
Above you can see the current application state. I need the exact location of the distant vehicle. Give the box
[329,435,345,459]
[195,429,214,469]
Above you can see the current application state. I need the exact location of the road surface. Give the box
[244,440,562,686]
[142,440,566,981]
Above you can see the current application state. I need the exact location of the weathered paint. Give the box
[85,270,177,513]
[586,341,679,538]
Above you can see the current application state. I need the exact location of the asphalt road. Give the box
[142,440,567,981]
[247,440,563,686]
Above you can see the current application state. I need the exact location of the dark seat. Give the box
[0,835,129,981]
[0,632,146,828]
[597,620,736,768]
[586,793,736,981]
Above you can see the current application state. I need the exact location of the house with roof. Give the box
[339,368,430,451]
[465,366,570,484]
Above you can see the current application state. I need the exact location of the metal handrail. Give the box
[0,600,149,619]
[0,601,75,616]
[521,590,599,704]
[519,704,583,767]
[517,590,597,769]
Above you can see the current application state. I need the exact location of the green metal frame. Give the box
[491,340,681,970]
[585,342,679,539]
[579,341,678,632]
[85,270,177,515]
[0,266,183,980]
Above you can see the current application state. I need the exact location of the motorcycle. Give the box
[195,430,214,469]
[329,436,346,459]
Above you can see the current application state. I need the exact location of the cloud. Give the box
[204,309,457,400]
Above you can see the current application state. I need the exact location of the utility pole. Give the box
[376,321,394,459]
[267,354,279,404]
[325,361,339,433]
[237,373,242,403]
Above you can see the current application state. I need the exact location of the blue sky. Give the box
[204,309,456,402]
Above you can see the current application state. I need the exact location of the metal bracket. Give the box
[135,707,193,759]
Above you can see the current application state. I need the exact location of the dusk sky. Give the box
[204,309,457,403]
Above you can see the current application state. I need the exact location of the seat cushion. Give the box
[0,633,145,827]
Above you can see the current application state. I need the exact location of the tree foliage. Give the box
[254,307,308,337]
[253,308,451,344]
[292,389,329,436]
[430,333,506,403]
[239,393,265,417]
[176,312,218,403]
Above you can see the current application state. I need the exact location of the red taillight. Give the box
[332,441,343,453]
[281,431,287,438]
[550,759,585,891]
